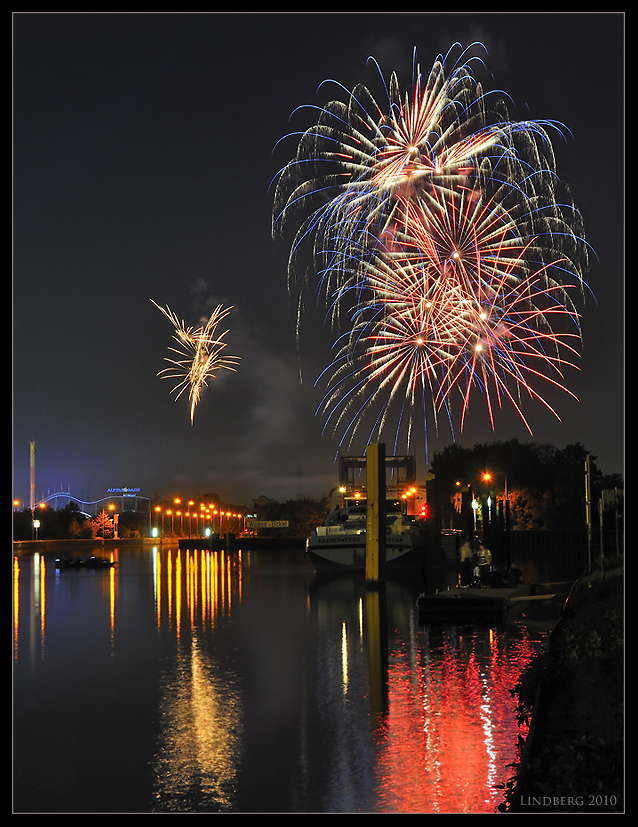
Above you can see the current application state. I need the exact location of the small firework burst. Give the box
[152,300,240,423]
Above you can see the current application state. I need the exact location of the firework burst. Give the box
[152,300,240,424]
[273,42,590,453]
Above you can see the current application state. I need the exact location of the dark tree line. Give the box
[429,439,622,531]
[254,497,329,538]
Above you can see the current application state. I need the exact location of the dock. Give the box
[416,582,571,619]
[177,535,305,552]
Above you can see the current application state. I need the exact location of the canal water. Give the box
[13,544,557,814]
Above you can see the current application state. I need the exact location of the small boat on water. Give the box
[306,497,426,572]
[54,556,115,569]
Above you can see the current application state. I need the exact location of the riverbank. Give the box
[13,535,307,553]
[13,537,175,552]
[500,556,624,813]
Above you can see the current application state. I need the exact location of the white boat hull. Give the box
[306,534,425,572]
[306,495,426,573]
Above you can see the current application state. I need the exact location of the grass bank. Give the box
[499,557,624,813]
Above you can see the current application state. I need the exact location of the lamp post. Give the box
[481,470,510,568]
[33,503,46,541]
[108,503,118,539]
[482,471,508,501]
[328,486,346,510]
[481,471,509,528]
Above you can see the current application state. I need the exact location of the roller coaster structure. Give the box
[29,489,151,518]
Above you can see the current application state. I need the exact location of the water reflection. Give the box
[13,549,118,665]
[150,547,244,812]
[151,630,242,812]
[13,546,550,813]
[151,546,243,635]
[306,576,545,814]
[372,623,539,813]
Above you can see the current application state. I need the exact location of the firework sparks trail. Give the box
[272,42,591,454]
[152,300,240,424]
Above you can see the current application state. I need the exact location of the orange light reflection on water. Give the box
[150,547,245,812]
[151,547,243,637]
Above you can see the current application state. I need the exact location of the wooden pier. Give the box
[417,582,571,619]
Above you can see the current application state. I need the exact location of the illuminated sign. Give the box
[245,520,289,528]
[107,487,141,495]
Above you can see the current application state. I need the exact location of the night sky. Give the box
[13,12,624,509]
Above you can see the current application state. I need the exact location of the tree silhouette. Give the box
[430,439,619,531]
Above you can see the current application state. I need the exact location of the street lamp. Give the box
[481,469,511,567]
[108,503,119,539]
[471,497,479,530]
[482,471,508,500]
[328,485,346,510]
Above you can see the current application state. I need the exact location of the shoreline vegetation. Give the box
[500,556,624,813]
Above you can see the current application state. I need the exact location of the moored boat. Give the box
[306,497,426,572]
[54,556,115,569]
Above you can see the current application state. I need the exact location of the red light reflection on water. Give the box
[373,626,540,814]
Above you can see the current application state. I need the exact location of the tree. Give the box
[69,516,91,539]
[91,509,114,539]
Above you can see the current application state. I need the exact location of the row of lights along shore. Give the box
[152,499,246,538]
